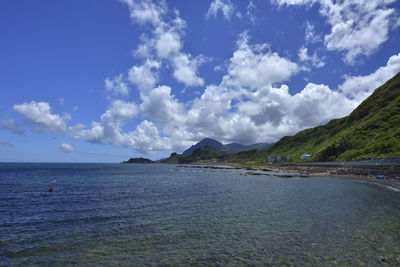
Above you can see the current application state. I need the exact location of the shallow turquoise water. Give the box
[1,163,400,265]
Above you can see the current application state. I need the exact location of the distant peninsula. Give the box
[122,157,154,164]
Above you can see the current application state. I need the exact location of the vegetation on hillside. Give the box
[161,146,267,166]
[264,72,400,162]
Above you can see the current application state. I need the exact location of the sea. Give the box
[1,163,400,266]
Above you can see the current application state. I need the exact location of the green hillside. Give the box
[161,73,400,165]
[161,146,262,165]
[265,72,400,162]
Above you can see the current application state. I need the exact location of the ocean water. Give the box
[1,163,400,266]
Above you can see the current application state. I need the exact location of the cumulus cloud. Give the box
[155,31,181,58]
[186,84,237,140]
[75,100,138,144]
[140,85,185,126]
[11,99,179,154]
[126,120,172,153]
[291,83,356,128]
[122,0,204,88]
[182,82,354,144]
[101,100,138,124]
[13,102,67,132]
[60,143,74,153]
[171,54,204,86]
[275,0,398,64]
[223,33,300,88]
[128,59,161,93]
[206,0,235,21]
[339,52,400,103]
[105,74,130,96]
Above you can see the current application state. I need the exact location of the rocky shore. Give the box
[176,163,400,190]
[266,164,400,190]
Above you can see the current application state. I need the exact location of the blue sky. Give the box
[1,0,400,162]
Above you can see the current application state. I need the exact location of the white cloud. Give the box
[105,74,130,96]
[171,54,204,86]
[155,31,181,58]
[206,0,235,21]
[140,85,185,126]
[100,100,138,124]
[186,84,236,139]
[12,100,178,154]
[60,143,74,153]
[128,59,161,93]
[223,33,300,88]
[126,120,172,153]
[71,100,138,145]
[121,0,166,26]
[237,85,290,127]
[72,121,104,144]
[13,102,67,132]
[298,46,325,68]
[325,8,394,64]
[122,0,204,88]
[275,0,398,64]
[291,83,356,128]
[339,52,400,103]
[219,82,356,141]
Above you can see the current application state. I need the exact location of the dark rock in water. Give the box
[122,157,154,164]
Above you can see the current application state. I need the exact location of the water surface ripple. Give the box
[1,163,400,265]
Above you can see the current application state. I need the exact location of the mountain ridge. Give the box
[182,138,272,156]
[264,71,400,162]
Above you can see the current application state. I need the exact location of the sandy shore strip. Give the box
[176,164,400,190]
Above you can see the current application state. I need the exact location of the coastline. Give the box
[176,163,400,191]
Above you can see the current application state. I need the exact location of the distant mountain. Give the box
[265,72,400,161]
[182,138,224,156]
[122,157,154,164]
[182,138,272,156]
